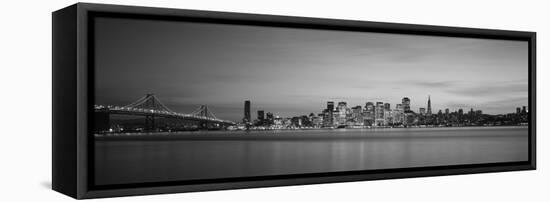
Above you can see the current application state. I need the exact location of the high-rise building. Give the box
[257,110,265,122]
[337,102,347,112]
[335,102,348,125]
[243,100,251,123]
[375,102,385,126]
[266,112,274,124]
[352,106,362,116]
[328,101,335,111]
[427,96,432,115]
[327,101,335,126]
[384,109,394,125]
[394,103,404,124]
[364,102,375,126]
[351,106,362,125]
[365,102,374,112]
[396,104,403,111]
[516,107,521,114]
[384,103,391,110]
[402,97,411,112]
[522,106,527,114]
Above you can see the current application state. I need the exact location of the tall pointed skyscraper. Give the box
[427,96,432,115]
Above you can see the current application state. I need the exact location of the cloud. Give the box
[409,81,458,88]
[447,81,527,97]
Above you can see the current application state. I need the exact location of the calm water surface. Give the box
[95,126,528,185]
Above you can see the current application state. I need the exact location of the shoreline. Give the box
[94,125,528,141]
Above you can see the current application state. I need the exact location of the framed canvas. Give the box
[52,3,536,199]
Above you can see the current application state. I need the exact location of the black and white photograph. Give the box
[92,15,530,186]
[3,0,549,201]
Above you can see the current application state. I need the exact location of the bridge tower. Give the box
[124,93,174,132]
[192,105,223,130]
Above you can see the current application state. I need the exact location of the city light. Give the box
[239,96,529,130]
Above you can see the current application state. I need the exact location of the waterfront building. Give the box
[375,102,385,126]
[332,110,341,125]
[273,116,283,127]
[384,109,394,125]
[402,97,411,112]
[404,112,416,126]
[337,101,347,110]
[257,110,265,122]
[312,116,323,128]
[327,101,335,126]
[396,104,403,111]
[322,109,331,127]
[243,100,251,123]
[266,112,274,125]
[336,102,348,125]
[419,108,426,115]
[363,102,375,126]
[351,106,362,124]
[393,104,405,124]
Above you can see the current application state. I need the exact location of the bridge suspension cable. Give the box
[191,105,219,120]
[123,94,175,113]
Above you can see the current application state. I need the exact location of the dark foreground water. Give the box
[95,126,528,185]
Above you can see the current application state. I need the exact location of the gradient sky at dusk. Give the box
[94,17,529,122]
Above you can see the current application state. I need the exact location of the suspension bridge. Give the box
[94,94,236,132]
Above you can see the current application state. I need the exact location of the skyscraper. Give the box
[337,101,347,111]
[427,96,432,115]
[243,100,251,123]
[375,102,385,126]
[365,102,374,112]
[384,103,391,110]
[337,102,348,125]
[327,101,335,126]
[402,97,411,112]
[351,106,362,124]
[257,110,265,122]
[327,101,335,112]
[364,102,375,125]
[266,112,274,125]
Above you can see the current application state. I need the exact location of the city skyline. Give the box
[241,96,527,123]
[94,17,528,122]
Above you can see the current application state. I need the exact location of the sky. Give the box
[94,17,529,122]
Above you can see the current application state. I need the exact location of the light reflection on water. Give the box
[95,126,528,185]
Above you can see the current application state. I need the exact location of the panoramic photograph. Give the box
[93,17,529,186]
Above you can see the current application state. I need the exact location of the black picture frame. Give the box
[52,3,536,199]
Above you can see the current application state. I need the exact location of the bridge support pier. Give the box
[145,114,155,132]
